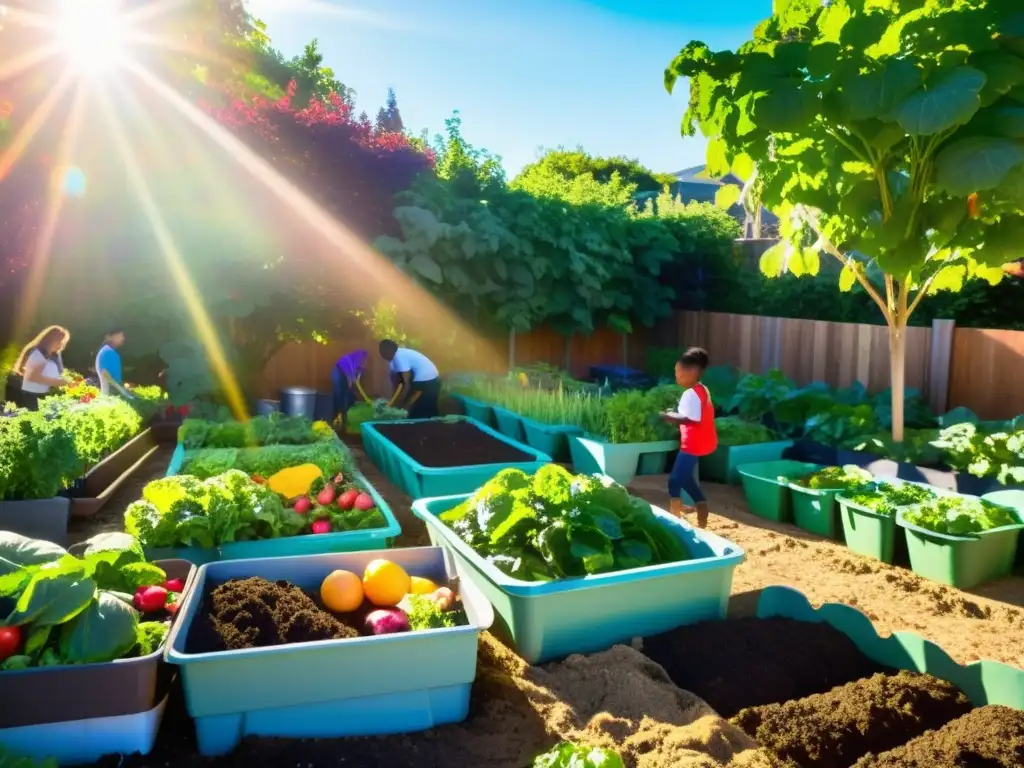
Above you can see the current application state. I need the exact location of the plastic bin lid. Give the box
[280,387,317,395]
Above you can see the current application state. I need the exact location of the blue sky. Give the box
[247,1,770,178]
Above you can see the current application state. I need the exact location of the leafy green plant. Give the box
[533,742,625,768]
[40,395,143,468]
[667,0,1021,442]
[932,423,1024,484]
[727,370,794,421]
[903,497,1021,536]
[125,470,306,549]
[0,532,170,667]
[792,465,873,491]
[839,481,937,517]
[715,416,775,447]
[345,400,409,435]
[602,390,667,443]
[804,404,879,447]
[0,410,80,501]
[439,465,689,581]
[843,428,945,466]
[179,413,335,449]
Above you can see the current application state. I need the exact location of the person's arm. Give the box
[661,389,701,425]
[660,411,697,426]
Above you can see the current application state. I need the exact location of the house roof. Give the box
[672,165,743,187]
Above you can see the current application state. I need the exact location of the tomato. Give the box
[0,626,22,661]
[967,193,981,219]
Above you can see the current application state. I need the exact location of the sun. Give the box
[54,0,129,75]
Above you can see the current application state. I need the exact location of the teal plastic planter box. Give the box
[700,441,794,485]
[737,461,823,523]
[450,394,494,427]
[166,442,185,476]
[836,480,951,564]
[361,417,551,499]
[896,503,1024,589]
[982,490,1024,570]
[412,494,744,665]
[491,406,525,442]
[519,417,583,462]
[788,483,845,541]
[569,436,679,487]
[165,547,494,756]
[143,471,400,564]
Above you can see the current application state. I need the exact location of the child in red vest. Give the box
[660,347,718,528]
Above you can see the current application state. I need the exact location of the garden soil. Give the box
[732,670,973,767]
[187,577,358,652]
[372,419,535,467]
[641,617,887,717]
[852,705,1024,767]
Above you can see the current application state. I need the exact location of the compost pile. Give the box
[201,577,358,651]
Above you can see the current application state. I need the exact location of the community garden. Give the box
[2,0,1024,766]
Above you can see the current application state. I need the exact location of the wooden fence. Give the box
[258,312,1024,419]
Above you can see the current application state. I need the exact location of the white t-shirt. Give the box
[389,348,439,382]
[677,388,703,421]
[21,350,62,394]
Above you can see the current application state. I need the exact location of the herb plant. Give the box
[181,441,354,480]
[792,465,873,491]
[902,497,1021,536]
[0,532,172,668]
[439,465,690,582]
[179,413,336,450]
[840,481,937,517]
[715,416,775,447]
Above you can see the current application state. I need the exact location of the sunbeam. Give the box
[0,67,74,182]
[98,86,252,421]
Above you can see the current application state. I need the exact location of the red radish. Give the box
[336,489,358,510]
[0,626,21,661]
[294,497,312,515]
[311,519,331,534]
[251,474,265,484]
[178,405,191,417]
[166,593,180,615]
[354,492,374,511]
[163,578,184,593]
[164,405,175,419]
[317,485,336,506]
[135,585,169,613]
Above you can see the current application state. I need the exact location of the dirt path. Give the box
[72,448,1024,669]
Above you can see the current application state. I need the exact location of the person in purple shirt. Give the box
[331,349,369,423]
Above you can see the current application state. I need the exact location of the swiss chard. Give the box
[439,465,689,581]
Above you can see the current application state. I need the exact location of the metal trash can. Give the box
[279,387,317,420]
[256,399,280,416]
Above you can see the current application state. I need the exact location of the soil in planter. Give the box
[641,617,888,717]
[186,577,358,652]
[732,670,972,767]
[373,419,534,468]
[852,705,1024,768]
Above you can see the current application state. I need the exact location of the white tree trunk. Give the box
[889,320,907,443]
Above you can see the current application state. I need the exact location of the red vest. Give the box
[679,383,718,456]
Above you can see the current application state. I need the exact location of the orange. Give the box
[409,576,438,595]
[362,559,411,607]
[320,569,364,613]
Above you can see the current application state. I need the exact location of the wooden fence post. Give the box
[928,319,955,414]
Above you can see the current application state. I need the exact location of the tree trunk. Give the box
[889,319,907,443]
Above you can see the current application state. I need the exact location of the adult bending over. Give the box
[15,325,71,410]
[378,339,440,419]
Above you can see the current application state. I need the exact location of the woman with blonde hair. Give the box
[14,325,71,409]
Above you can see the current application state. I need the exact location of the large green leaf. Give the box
[59,591,140,664]
[0,533,67,576]
[754,82,817,132]
[842,58,921,122]
[567,524,614,574]
[4,571,96,627]
[934,137,1024,196]
[407,254,443,284]
[896,67,986,136]
[993,107,1024,138]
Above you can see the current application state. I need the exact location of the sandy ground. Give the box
[70,444,1024,670]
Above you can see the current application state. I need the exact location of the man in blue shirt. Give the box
[95,327,125,396]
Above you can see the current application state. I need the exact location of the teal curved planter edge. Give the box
[166,443,185,477]
[518,416,584,436]
[756,585,1024,709]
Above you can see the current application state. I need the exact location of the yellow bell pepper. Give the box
[267,464,323,499]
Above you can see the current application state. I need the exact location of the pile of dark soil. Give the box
[733,670,973,767]
[641,617,888,717]
[853,705,1024,767]
[187,577,358,652]
[373,419,534,468]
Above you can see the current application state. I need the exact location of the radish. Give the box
[336,489,358,510]
[166,593,180,615]
[0,626,21,661]
[354,492,374,511]
[364,609,410,635]
[311,519,331,534]
[317,485,336,506]
[294,497,312,514]
[135,585,169,613]
[163,578,185,593]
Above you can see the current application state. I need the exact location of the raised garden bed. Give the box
[737,460,823,523]
[165,547,493,756]
[362,417,550,498]
[412,465,744,664]
[0,497,70,545]
[700,439,794,484]
[569,434,678,487]
[449,393,494,426]
[68,428,160,518]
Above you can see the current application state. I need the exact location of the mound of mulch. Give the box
[188,577,358,652]
[852,705,1024,767]
[732,670,973,767]
[641,617,888,717]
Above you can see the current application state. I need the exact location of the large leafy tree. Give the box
[513,149,676,199]
[667,0,1024,440]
